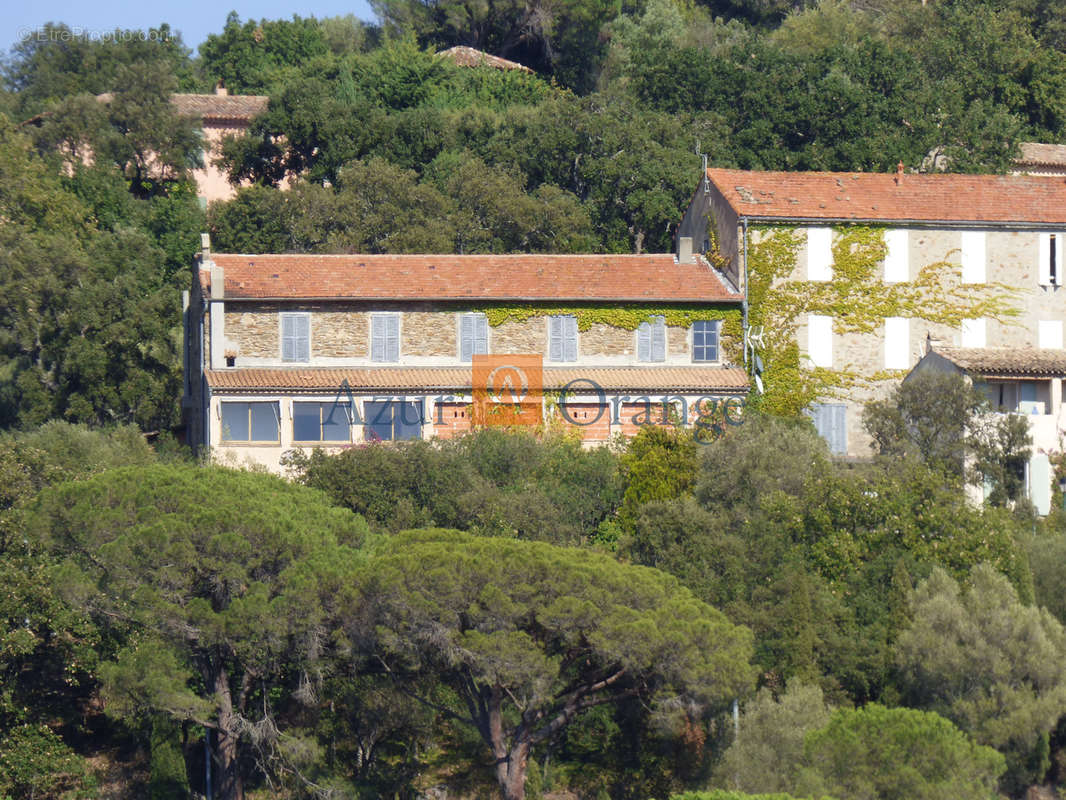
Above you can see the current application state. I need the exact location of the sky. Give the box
[3,0,377,58]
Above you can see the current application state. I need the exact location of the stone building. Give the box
[183,238,746,471]
[679,166,1066,461]
[170,87,268,204]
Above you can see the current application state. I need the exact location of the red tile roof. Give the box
[1017,143,1066,168]
[705,167,1066,224]
[201,253,741,302]
[97,92,268,121]
[205,366,749,393]
[932,347,1066,377]
[437,46,533,73]
[170,93,269,121]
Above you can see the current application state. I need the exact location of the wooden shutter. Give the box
[475,314,488,355]
[460,314,475,361]
[808,403,847,455]
[549,317,563,361]
[371,316,385,362]
[386,315,400,362]
[637,322,651,361]
[650,317,666,362]
[563,316,577,362]
[281,313,309,362]
[1039,233,1051,286]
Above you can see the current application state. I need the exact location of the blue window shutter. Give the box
[371,317,385,362]
[549,317,563,361]
[564,317,578,362]
[387,316,400,362]
[637,322,651,361]
[294,314,309,361]
[282,314,310,362]
[651,317,666,362]
[460,314,475,361]
[807,403,847,455]
[475,314,488,355]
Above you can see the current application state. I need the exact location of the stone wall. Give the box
[404,312,457,357]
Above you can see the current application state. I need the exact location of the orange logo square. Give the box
[472,355,543,428]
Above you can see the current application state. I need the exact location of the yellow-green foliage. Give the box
[473,303,743,361]
[745,226,1019,416]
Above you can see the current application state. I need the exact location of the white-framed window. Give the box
[884,317,910,369]
[637,316,666,362]
[371,314,400,362]
[548,315,578,362]
[293,401,352,442]
[961,231,986,283]
[220,401,280,443]
[961,317,986,348]
[807,227,833,281]
[692,320,720,363]
[807,314,833,368]
[460,313,489,362]
[364,399,424,441]
[281,312,310,362]
[1039,320,1063,350]
[884,229,908,283]
[1038,233,1064,286]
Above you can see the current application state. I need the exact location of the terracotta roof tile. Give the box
[201,253,742,302]
[932,346,1066,377]
[170,93,269,120]
[437,46,533,73]
[205,366,749,393]
[97,92,268,121]
[1017,143,1066,168]
[706,167,1066,224]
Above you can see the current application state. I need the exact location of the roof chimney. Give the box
[895,160,904,185]
[200,232,211,261]
[678,236,694,265]
[215,80,228,96]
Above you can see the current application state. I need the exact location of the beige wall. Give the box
[783,226,1066,457]
[218,304,732,367]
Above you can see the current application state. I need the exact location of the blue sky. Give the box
[4,1,377,58]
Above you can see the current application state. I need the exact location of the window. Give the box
[807,314,833,368]
[961,318,986,348]
[884,317,910,369]
[807,403,846,455]
[221,402,279,442]
[364,399,424,441]
[807,227,833,281]
[460,313,489,362]
[371,314,400,362]
[281,313,310,362]
[1039,320,1063,349]
[883,229,908,283]
[548,316,578,362]
[692,320,719,362]
[961,231,986,283]
[1039,233,1064,286]
[637,316,666,362]
[293,401,351,442]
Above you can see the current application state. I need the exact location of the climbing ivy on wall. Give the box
[744,225,1020,416]
[471,303,744,362]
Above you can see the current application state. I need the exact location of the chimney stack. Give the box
[678,236,694,264]
[215,80,228,96]
[895,160,904,185]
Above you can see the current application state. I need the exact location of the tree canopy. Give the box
[351,528,755,799]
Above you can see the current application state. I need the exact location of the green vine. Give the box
[744,225,1021,416]
[470,303,743,363]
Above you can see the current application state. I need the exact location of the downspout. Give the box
[741,217,750,368]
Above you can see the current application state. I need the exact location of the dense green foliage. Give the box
[5,2,1066,796]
